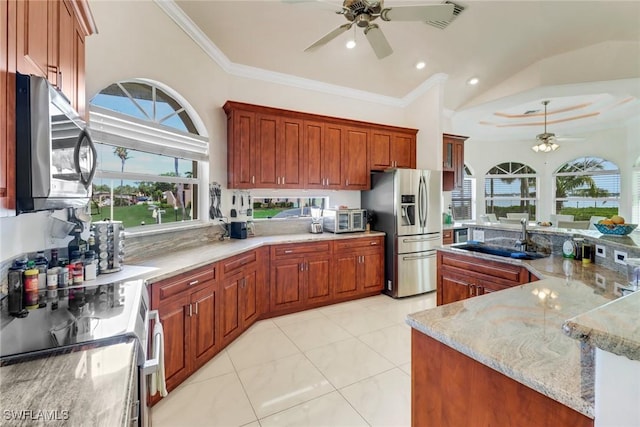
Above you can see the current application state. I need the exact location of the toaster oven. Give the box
[322,209,366,233]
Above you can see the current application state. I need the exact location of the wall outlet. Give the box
[473,230,485,243]
[595,273,606,288]
[614,250,628,265]
[595,245,606,259]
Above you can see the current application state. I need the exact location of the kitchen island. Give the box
[407,246,634,427]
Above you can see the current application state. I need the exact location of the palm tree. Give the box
[113,147,130,188]
[555,158,604,212]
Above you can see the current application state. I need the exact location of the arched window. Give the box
[554,157,620,221]
[451,165,475,221]
[485,162,537,220]
[89,80,208,229]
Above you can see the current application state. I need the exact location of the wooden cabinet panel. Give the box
[334,236,382,251]
[370,130,416,171]
[221,274,240,343]
[342,127,369,189]
[303,121,323,188]
[270,260,304,311]
[16,0,50,78]
[1,0,16,216]
[57,0,74,102]
[334,254,359,298]
[158,293,190,391]
[323,123,343,188]
[361,251,383,292]
[73,17,85,116]
[154,264,217,303]
[191,284,220,369]
[280,117,304,187]
[392,133,415,169]
[412,330,593,427]
[442,133,467,191]
[442,229,454,245]
[255,114,279,187]
[306,256,331,304]
[227,109,255,188]
[241,270,259,325]
[437,251,532,305]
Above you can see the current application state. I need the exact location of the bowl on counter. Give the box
[593,223,637,236]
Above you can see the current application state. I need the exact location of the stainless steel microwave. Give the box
[15,73,97,214]
[322,208,367,233]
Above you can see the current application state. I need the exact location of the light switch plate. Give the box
[473,230,485,243]
[595,245,606,258]
[614,250,628,265]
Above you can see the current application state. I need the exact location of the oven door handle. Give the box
[143,310,162,376]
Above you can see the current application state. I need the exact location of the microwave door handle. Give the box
[74,128,97,189]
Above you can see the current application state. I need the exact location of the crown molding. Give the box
[154,0,447,109]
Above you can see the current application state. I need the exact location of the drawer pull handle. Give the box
[284,250,293,254]
[370,241,377,245]
[189,280,199,286]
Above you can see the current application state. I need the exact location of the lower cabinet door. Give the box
[270,259,305,311]
[334,254,359,298]
[221,273,242,345]
[440,271,473,305]
[241,270,259,326]
[158,293,190,390]
[306,256,331,305]
[191,283,220,369]
[360,251,383,292]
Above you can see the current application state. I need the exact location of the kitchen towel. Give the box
[150,321,168,397]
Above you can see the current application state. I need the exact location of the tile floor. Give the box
[152,292,436,427]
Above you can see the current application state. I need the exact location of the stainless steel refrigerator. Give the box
[361,169,441,297]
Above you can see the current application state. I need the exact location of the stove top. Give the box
[0,279,148,364]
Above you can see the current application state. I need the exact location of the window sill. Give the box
[124,220,216,238]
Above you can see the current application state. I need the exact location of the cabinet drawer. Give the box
[221,250,257,277]
[440,252,525,283]
[334,236,383,252]
[154,264,217,302]
[272,242,331,259]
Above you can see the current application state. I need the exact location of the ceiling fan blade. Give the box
[554,136,585,141]
[305,23,353,52]
[364,24,393,59]
[380,4,454,22]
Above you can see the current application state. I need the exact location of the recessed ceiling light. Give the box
[415,61,426,70]
[346,40,356,49]
[467,77,479,85]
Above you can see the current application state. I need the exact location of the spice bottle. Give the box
[34,251,48,291]
[84,250,97,281]
[23,266,40,310]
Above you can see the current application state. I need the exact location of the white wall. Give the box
[595,348,640,427]
[464,124,637,222]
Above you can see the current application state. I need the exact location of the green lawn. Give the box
[252,208,287,219]
[91,203,187,228]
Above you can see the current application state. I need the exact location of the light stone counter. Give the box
[408,246,631,419]
[133,231,385,284]
[563,291,640,361]
[0,340,137,426]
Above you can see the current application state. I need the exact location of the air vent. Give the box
[426,1,465,29]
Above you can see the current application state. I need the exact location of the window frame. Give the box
[451,164,475,221]
[484,162,538,221]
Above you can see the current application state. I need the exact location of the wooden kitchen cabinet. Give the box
[269,241,332,313]
[412,330,594,427]
[442,133,467,191]
[333,236,384,299]
[1,0,16,216]
[369,129,416,171]
[442,229,453,245]
[150,263,220,396]
[220,248,267,346]
[16,0,92,115]
[437,250,531,305]
[224,101,416,190]
[303,121,342,189]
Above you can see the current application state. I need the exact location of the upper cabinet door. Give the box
[16,0,50,78]
[303,120,324,188]
[254,113,279,188]
[370,130,392,170]
[279,117,304,188]
[227,109,255,188]
[392,132,416,169]
[342,126,369,190]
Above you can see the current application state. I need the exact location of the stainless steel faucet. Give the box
[514,217,532,252]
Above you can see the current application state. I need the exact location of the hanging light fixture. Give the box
[531,100,560,153]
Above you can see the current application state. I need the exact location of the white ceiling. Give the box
[167,0,640,139]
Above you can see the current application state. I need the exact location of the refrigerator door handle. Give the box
[402,252,437,261]
[402,236,440,243]
[418,175,427,228]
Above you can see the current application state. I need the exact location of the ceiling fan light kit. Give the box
[303,0,455,59]
[532,100,561,153]
[532,141,559,153]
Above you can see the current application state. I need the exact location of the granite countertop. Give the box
[0,340,137,426]
[134,231,385,284]
[563,291,640,361]
[408,247,632,418]
[442,223,468,230]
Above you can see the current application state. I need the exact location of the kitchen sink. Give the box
[454,243,548,260]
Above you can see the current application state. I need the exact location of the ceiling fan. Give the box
[303,0,455,59]
[531,100,582,152]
